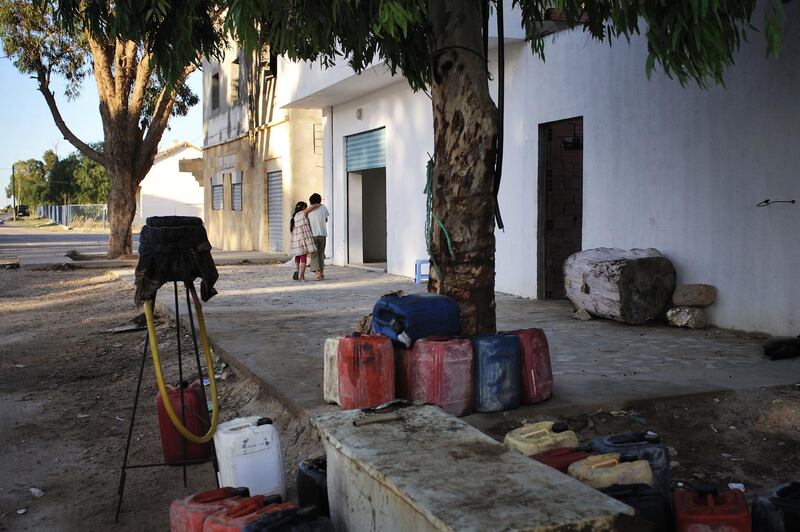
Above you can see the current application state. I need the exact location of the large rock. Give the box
[666,307,706,329]
[673,284,716,307]
[564,248,676,325]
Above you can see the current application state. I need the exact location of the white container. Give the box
[214,416,286,500]
[323,337,341,404]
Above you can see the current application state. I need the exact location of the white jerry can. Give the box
[214,416,286,500]
[323,337,341,405]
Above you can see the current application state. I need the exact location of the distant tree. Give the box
[61,0,790,332]
[5,159,46,207]
[0,0,199,257]
[72,149,110,204]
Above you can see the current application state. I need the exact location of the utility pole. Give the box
[11,164,16,221]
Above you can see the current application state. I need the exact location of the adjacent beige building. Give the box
[182,45,323,252]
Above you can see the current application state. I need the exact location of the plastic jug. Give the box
[214,417,286,500]
[170,487,250,532]
[411,337,474,417]
[322,338,341,405]
[337,335,394,409]
[674,486,751,532]
[157,380,211,464]
[202,496,291,532]
[371,294,460,347]
[590,431,670,495]
[243,506,335,532]
[506,328,553,404]
[394,347,414,400]
[567,453,654,489]
[600,484,673,532]
[752,481,800,532]
[531,447,593,473]
[504,421,578,455]
[472,334,521,412]
[297,456,329,518]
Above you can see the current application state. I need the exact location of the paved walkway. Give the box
[155,263,799,421]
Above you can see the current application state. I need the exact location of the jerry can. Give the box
[504,421,578,455]
[372,294,460,347]
[394,346,414,400]
[322,338,341,405]
[202,496,291,532]
[170,487,250,532]
[157,380,211,464]
[600,484,673,532]
[472,334,521,412]
[297,456,329,518]
[243,506,334,532]
[674,486,751,532]
[337,335,394,409]
[411,337,474,417]
[506,328,553,404]
[531,447,593,473]
[214,417,286,500]
[567,453,654,489]
[752,481,800,532]
[590,431,670,495]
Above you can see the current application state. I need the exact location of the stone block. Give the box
[673,284,716,307]
[667,307,706,329]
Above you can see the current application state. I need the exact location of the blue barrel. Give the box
[472,334,521,412]
[371,294,459,347]
[590,432,671,496]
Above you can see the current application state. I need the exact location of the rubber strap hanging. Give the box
[144,284,219,444]
[494,0,506,230]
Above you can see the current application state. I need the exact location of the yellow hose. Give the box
[144,287,219,443]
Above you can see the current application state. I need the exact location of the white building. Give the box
[136,141,204,222]
[280,5,800,336]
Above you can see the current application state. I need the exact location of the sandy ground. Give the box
[1,268,799,531]
[0,269,320,532]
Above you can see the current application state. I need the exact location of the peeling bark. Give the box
[428,0,498,335]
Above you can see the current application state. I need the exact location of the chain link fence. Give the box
[37,204,146,231]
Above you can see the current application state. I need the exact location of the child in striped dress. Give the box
[289,201,316,281]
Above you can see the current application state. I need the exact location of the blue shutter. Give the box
[267,171,283,252]
[345,128,386,172]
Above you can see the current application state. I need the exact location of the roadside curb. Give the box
[19,256,289,271]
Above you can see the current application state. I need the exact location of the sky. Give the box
[0,57,203,205]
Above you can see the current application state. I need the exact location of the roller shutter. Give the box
[345,127,386,172]
[267,171,283,252]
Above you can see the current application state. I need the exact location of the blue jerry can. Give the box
[371,294,460,347]
[472,334,521,413]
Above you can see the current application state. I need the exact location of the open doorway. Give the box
[538,117,583,299]
[345,128,387,269]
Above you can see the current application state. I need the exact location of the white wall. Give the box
[139,145,204,220]
[324,7,800,335]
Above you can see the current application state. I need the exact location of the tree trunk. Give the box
[428,0,498,335]
[106,168,137,258]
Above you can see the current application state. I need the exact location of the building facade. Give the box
[184,45,323,252]
[136,141,204,223]
[279,5,800,335]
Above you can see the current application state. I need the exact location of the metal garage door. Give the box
[345,127,386,171]
[267,171,283,252]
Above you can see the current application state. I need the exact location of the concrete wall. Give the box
[316,6,800,335]
[138,145,204,220]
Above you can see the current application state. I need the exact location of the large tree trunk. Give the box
[428,0,499,335]
[106,168,137,258]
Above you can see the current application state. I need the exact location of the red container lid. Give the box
[531,447,593,473]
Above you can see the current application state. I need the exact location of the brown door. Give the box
[540,118,583,299]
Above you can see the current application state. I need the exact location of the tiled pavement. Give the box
[154,264,800,421]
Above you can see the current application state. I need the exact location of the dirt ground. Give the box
[0,269,321,532]
[1,269,799,531]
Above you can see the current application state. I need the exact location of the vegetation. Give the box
[0,0,199,257]
[53,0,788,333]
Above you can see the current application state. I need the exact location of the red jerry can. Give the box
[170,487,249,532]
[394,347,414,400]
[337,335,394,409]
[674,487,751,532]
[531,448,593,473]
[202,496,292,532]
[411,337,474,417]
[156,380,211,464]
[508,329,553,404]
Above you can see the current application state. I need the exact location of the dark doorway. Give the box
[538,117,583,299]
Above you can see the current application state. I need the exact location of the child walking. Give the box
[289,201,316,281]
